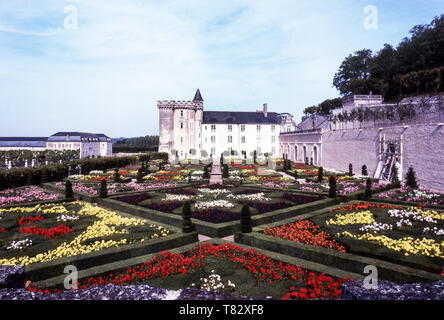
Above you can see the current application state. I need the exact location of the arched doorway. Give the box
[303,146,307,163]
[294,145,298,161]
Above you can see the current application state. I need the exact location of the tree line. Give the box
[304,14,444,116]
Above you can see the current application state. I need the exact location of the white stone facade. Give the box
[158,90,293,160]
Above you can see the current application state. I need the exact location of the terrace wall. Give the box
[321,123,444,192]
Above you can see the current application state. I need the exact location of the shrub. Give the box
[391,165,401,188]
[99,179,108,198]
[348,163,353,176]
[329,175,337,198]
[305,157,309,165]
[287,160,292,171]
[41,169,48,184]
[222,165,229,179]
[137,168,144,183]
[65,180,74,199]
[240,205,252,233]
[203,165,210,179]
[293,170,298,180]
[317,167,324,183]
[405,166,418,188]
[182,201,194,233]
[114,168,121,182]
[365,178,372,199]
[310,157,313,166]
[362,165,368,176]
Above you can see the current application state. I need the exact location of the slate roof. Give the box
[47,132,111,142]
[202,111,280,124]
[193,89,203,102]
[0,137,47,148]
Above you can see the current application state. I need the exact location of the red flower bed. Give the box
[27,242,350,299]
[18,215,44,226]
[328,202,403,213]
[263,219,346,252]
[19,224,74,239]
[294,164,309,168]
[0,228,7,233]
[83,176,109,182]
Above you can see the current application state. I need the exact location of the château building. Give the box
[158,89,296,159]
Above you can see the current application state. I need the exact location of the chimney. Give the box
[263,103,268,117]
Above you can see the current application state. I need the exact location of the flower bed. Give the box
[114,186,324,224]
[376,186,444,206]
[0,202,172,266]
[54,182,179,196]
[0,186,60,207]
[27,242,350,300]
[306,202,444,274]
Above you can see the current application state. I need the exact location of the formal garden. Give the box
[0,154,443,300]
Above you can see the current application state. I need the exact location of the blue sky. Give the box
[0,0,443,137]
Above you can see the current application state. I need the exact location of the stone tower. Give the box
[158,89,204,159]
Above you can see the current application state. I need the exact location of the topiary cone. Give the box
[317,167,324,183]
[65,180,74,199]
[137,168,144,183]
[365,178,372,199]
[182,201,195,233]
[240,205,252,233]
[329,175,337,198]
[100,179,108,198]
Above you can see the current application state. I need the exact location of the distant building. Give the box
[47,132,112,158]
[158,89,295,159]
[0,132,113,158]
[0,137,47,151]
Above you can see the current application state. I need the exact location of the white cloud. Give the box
[0,0,442,136]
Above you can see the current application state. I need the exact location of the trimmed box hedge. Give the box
[35,237,364,290]
[98,193,337,238]
[24,212,198,282]
[234,201,443,283]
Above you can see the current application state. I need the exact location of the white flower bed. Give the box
[197,188,231,194]
[388,209,437,224]
[423,226,444,236]
[360,222,393,233]
[162,194,194,202]
[56,215,80,222]
[227,192,271,201]
[89,170,104,175]
[7,239,32,250]
[68,175,84,180]
[195,200,235,210]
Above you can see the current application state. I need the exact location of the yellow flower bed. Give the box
[0,202,170,266]
[408,207,444,221]
[338,231,444,258]
[326,210,375,226]
[180,169,191,176]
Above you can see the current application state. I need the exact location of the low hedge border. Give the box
[35,237,363,290]
[234,200,443,283]
[42,182,197,204]
[98,193,337,238]
[24,211,198,282]
[0,198,74,210]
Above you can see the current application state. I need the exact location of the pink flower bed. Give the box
[55,182,179,195]
[0,186,60,207]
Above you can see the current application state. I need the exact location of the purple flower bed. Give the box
[0,186,60,207]
[341,279,444,300]
[143,201,185,213]
[115,193,152,205]
[192,209,241,223]
[164,188,196,195]
[282,192,323,204]
[0,284,260,300]
[233,188,270,195]
[240,201,292,214]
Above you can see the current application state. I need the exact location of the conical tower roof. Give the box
[193,89,203,102]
